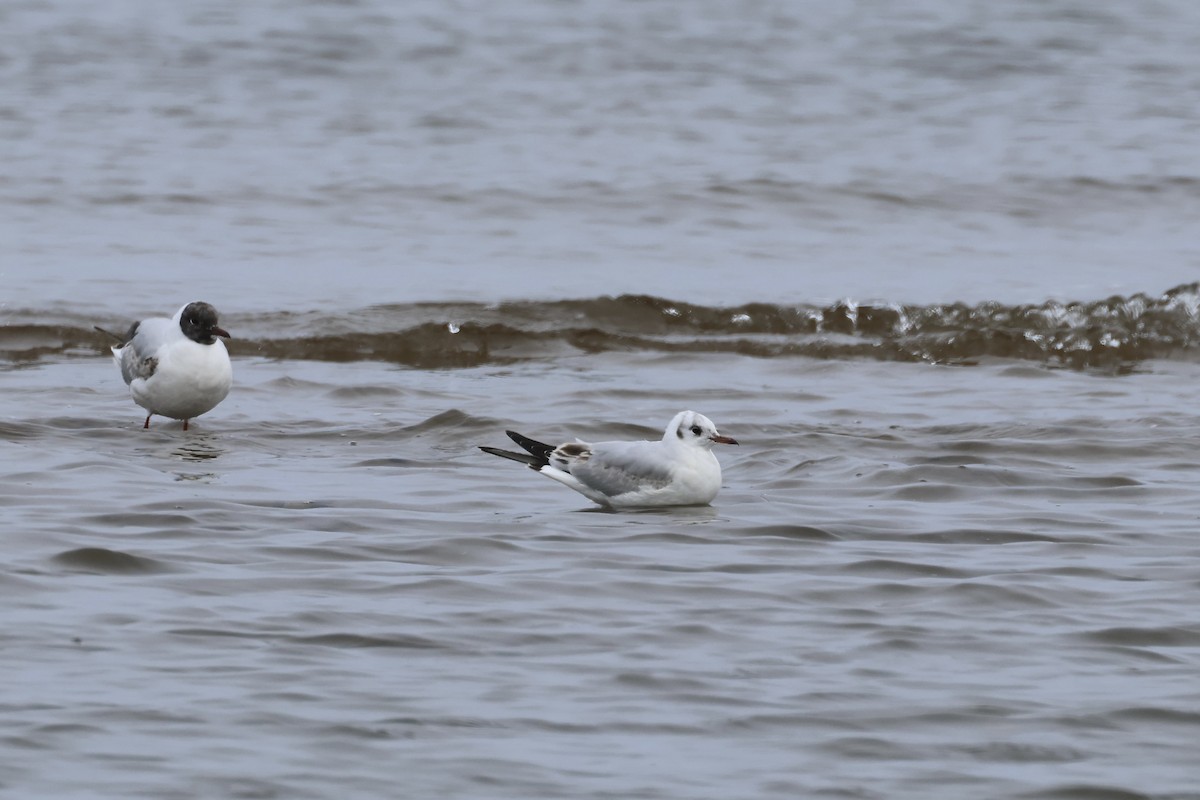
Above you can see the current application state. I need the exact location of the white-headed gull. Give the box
[480,410,738,508]
[97,302,232,430]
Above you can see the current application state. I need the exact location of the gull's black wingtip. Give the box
[505,430,556,461]
[480,445,545,469]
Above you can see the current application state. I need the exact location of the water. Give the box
[5,0,1200,311]
[3,1,1200,798]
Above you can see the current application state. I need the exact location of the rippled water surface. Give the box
[4,0,1200,798]
[6,354,1200,799]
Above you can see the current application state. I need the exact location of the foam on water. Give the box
[6,283,1200,371]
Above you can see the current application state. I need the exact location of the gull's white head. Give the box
[664,410,738,448]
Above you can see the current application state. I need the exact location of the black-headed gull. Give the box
[480,410,738,508]
[97,302,232,430]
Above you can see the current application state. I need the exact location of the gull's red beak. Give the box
[212,326,231,339]
[710,434,738,445]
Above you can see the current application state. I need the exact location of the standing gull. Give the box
[480,410,738,508]
[97,302,232,430]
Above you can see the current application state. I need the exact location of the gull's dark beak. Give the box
[212,326,231,339]
[710,434,738,445]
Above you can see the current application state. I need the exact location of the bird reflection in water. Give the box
[172,434,223,480]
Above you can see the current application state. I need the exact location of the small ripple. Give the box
[740,524,841,541]
[257,545,376,563]
[381,537,527,566]
[380,715,506,730]
[958,741,1087,762]
[1016,785,1155,800]
[289,633,445,649]
[82,512,200,528]
[167,627,452,651]
[323,385,404,399]
[913,454,993,466]
[721,712,861,732]
[887,483,969,501]
[0,735,48,751]
[208,777,307,800]
[907,528,1065,545]
[34,722,105,735]
[50,547,172,574]
[837,559,977,579]
[1076,625,1200,647]
[400,408,488,434]
[641,562,800,574]
[1091,646,1186,664]
[613,671,710,691]
[932,581,1063,608]
[321,724,396,740]
[1109,706,1200,725]
[617,532,724,545]
[818,736,922,760]
[1062,475,1143,488]
[350,457,447,468]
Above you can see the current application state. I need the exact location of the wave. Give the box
[5,283,1200,370]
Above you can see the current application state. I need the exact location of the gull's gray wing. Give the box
[115,317,172,385]
[559,440,673,498]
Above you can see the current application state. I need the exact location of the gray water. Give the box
[3,1,1200,798]
[6,0,1200,312]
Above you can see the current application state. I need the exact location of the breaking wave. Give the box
[5,283,1200,370]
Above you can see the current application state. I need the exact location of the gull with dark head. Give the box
[97,301,232,430]
[480,410,738,508]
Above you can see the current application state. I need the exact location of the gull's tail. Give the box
[93,325,126,344]
[94,324,132,370]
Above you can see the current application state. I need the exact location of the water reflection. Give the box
[577,504,721,520]
[174,471,217,482]
[171,433,224,482]
[174,435,223,463]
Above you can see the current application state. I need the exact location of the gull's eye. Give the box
[690,425,702,435]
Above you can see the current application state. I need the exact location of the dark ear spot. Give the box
[676,426,685,439]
